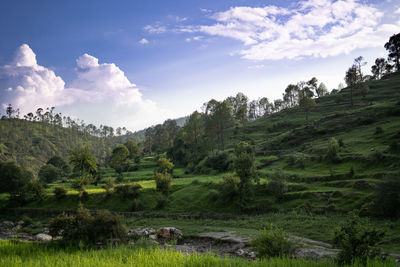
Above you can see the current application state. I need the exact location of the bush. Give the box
[373,175,400,218]
[38,164,62,183]
[156,196,168,209]
[375,126,383,135]
[267,170,288,201]
[333,213,384,265]
[250,225,294,258]
[155,172,172,193]
[286,153,307,169]
[102,178,115,195]
[23,180,45,201]
[220,175,240,200]
[194,151,234,174]
[54,186,68,200]
[131,199,144,211]
[326,138,340,162]
[114,184,142,199]
[49,206,127,246]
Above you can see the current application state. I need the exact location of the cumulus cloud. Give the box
[396,8,400,14]
[138,38,149,44]
[0,44,166,130]
[186,0,400,60]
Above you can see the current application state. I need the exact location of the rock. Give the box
[248,251,257,259]
[128,228,155,237]
[294,247,338,260]
[157,227,183,239]
[149,235,157,241]
[1,221,14,229]
[17,220,24,226]
[35,233,52,242]
[197,232,252,244]
[235,249,246,256]
[42,227,49,234]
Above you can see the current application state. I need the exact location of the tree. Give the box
[283,84,299,108]
[205,100,234,150]
[306,77,318,97]
[69,147,98,177]
[182,111,205,161]
[234,142,256,203]
[316,83,328,98]
[124,141,142,159]
[109,145,130,174]
[371,58,388,80]
[353,56,367,81]
[5,104,14,119]
[226,92,248,123]
[385,33,400,71]
[345,65,358,106]
[333,213,384,265]
[0,161,32,195]
[38,164,62,183]
[155,158,174,193]
[47,156,70,176]
[299,95,316,125]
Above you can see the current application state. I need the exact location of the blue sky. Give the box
[0,0,399,130]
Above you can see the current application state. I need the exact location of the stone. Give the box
[197,232,252,244]
[157,227,183,239]
[149,235,157,241]
[35,233,52,242]
[128,228,155,237]
[1,221,14,228]
[17,220,24,225]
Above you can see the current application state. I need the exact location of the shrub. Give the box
[375,126,383,135]
[54,186,68,200]
[326,138,340,162]
[114,184,142,199]
[156,196,168,209]
[23,180,45,201]
[38,164,62,183]
[49,206,127,246]
[220,175,240,200]
[370,150,385,163]
[102,178,116,195]
[333,213,384,265]
[373,175,400,218]
[155,172,172,193]
[250,225,294,258]
[338,138,344,147]
[157,158,174,174]
[267,180,288,201]
[349,166,355,178]
[131,199,144,211]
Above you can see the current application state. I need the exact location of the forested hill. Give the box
[0,119,114,173]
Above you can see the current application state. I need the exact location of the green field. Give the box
[0,240,396,267]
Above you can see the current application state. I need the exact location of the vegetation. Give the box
[251,225,294,258]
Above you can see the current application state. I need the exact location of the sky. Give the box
[0,0,399,131]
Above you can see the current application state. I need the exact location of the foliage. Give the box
[124,141,142,159]
[220,174,240,200]
[194,150,233,173]
[49,206,127,245]
[69,147,98,177]
[250,225,294,258]
[54,186,68,200]
[155,172,172,194]
[71,175,95,196]
[109,145,130,174]
[23,179,45,201]
[102,178,116,195]
[234,142,256,201]
[38,163,62,183]
[385,33,400,71]
[114,184,142,199]
[157,158,174,174]
[326,138,340,162]
[47,156,70,175]
[373,175,400,218]
[333,213,385,265]
[0,161,32,195]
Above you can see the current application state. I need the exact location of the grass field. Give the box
[0,240,396,267]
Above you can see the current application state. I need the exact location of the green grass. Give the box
[0,240,396,267]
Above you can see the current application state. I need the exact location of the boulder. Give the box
[157,227,183,239]
[1,221,14,229]
[35,233,52,242]
[128,228,155,237]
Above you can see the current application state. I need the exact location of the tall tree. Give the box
[69,147,98,177]
[316,83,328,98]
[345,65,359,106]
[109,145,129,174]
[182,111,205,160]
[205,100,234,150]
[385,33,400,71]
[353,56,367,82]
[371,58,388,80]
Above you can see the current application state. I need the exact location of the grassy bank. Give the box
[0,240,396,267]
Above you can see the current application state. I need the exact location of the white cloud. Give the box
[396,8,400,14]
[187,0,400,60]
[144,24,167,34]
[139,38,149,44]
[200,8,212,13]
[247,64,264,69]
[185,36,203,42]
[0,44,167,130]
